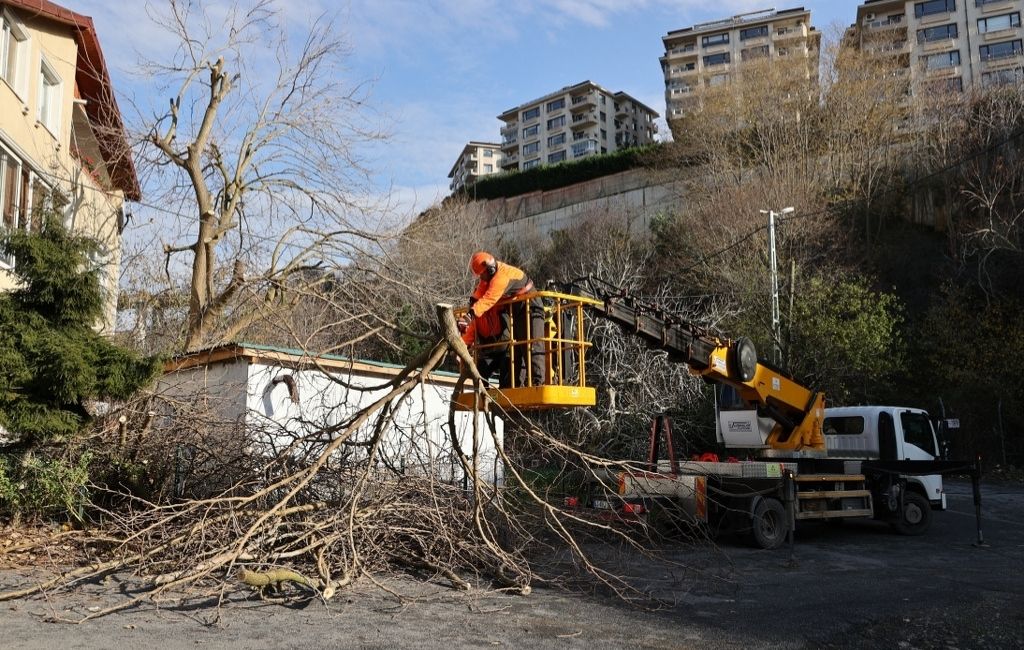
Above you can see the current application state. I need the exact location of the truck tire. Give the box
[890,490,931,536]
[750,498,787,550]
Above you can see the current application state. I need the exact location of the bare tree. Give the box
[135,0,387,351]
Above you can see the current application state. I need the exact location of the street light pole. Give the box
[760,206,794,366]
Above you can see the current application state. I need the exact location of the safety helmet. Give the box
[469,251,497,277]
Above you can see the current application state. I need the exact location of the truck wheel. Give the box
[751,498,787,550]
[891,491,931,536]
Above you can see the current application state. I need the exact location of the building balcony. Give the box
[571,112,598,127]
[570,93,596,110]
[500,136,517,150]
[773,26,805,41]
[669,66,698,78]
[982,27,1022,42]
[665,44,697,58]
[668,85,696,96]
[500,151,519,167]
[924,64,961,78]
[571,139,599,158]
[920,37,957,53]
[863,15,905,31]
[978,1,1018,15]
[500,124,517,137]
[982,53,1024,70]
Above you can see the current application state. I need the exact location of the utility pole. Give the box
[760,207,794,366]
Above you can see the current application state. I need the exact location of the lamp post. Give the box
[759,207,794,366]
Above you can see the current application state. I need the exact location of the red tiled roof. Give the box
[4,0,141,200]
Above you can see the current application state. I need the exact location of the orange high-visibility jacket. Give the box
[461,262,533,345]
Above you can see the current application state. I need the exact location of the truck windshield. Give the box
[900,411,937,456]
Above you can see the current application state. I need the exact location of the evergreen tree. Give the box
[0,209,161,448]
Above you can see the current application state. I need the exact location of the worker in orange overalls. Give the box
[457,251,545,388]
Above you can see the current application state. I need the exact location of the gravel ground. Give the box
[1,479,1022,649]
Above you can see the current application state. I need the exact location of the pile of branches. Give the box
[0,306,679,621]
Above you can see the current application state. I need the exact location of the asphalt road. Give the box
[2,480,1022,649]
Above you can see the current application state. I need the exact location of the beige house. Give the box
[447,141,502,193]
[498,80,658,172]
[661,7,820,134]
[852,0,1024,93]
[0,0,140,331]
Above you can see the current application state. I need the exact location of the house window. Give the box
[980,40,1023,61]
[740,25,768,40]
[599,111,606,121]
[917,23,957,44]
[1,10,27,95]
[522,158,540,170]
[701,33,729,47]
[547,132,565,147]
[38,57,62,135]
[925,76,963,93]
[600,129,607,140]
[922,49,960,69]
[522,124,539,139]
[709,73,729,86]
[914,0,955,18]
[0,145,48,267]
[546,98,565,112]
[547,150,566,164]
[547,115,565,130]
[483,164,493,173]
[978,13,1020,34]
[522,106,540,121]
[522,141,539,156]
[483,149,493,157]
[703,52,730,66]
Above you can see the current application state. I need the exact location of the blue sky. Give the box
[74,0,857,218]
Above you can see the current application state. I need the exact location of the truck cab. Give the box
[823,406,946,510]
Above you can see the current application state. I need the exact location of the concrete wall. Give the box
[468,168,688,246]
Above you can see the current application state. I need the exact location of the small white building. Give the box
[158,343,504,488]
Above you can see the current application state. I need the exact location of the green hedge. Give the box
[463,144,663,201]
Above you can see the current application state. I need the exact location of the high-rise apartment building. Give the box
[448,142,503,192]
[497,81,658,172]
[661,7,820,131]
[852,0,1024,92]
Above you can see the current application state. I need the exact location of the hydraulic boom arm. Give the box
[562,277,826,453]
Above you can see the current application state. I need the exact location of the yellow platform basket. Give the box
[453,290,601,411]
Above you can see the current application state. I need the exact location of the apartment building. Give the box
[0,0,140,332]
[447,142,502,192]
[661,7,820,132]
[853,0,1024,92]
[497,81,658,172]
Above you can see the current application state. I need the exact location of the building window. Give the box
[522,158,540,170]
[1,10,27,96]
[978,13,1021,34]
[742,45,770,61]
[740,25,768,40]
[522,106,540,121]
[522,141,539,156]
[709,73,729,86]
[483,164,493,173]
[572,130,587,141]
[522,124,539,139]
[925,76,963,93]
[703,52,730,66]
[38,57,62,135]
[483,149,493,157]
[547,150,566,164]
[914,0,955,18]
[701,32,729,47]
[917,23,957,44]
[600,128,607,140]
[980,40,1023,61]
[546,98,565,112]
[547,115,565,130]
[0,145,48,267]
[982,67,1024,86]
[547,132,565,147]
[922,49,960,69]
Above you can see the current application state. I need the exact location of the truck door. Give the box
[898,410,946,509]
[878,411,898,461]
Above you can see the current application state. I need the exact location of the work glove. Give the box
[457,312,474,334]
